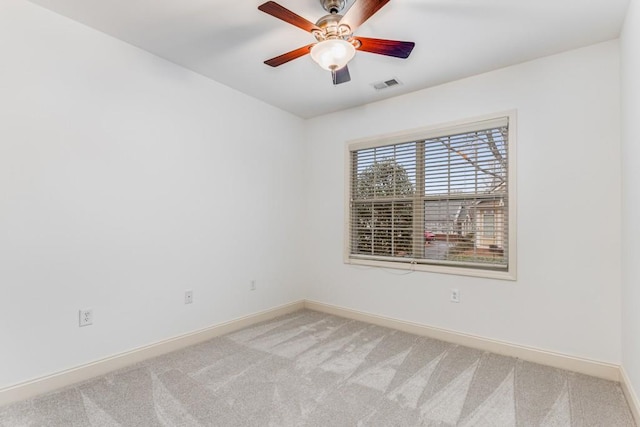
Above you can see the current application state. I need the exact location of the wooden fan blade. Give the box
[355,37,415,58]
[258,1,319,33]
[339,0,390,32]
[264,43,315,67]
[332,66,351,85]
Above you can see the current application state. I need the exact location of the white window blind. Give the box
[348,115,512,275]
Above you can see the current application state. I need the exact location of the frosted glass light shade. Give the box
[310,39,356,71]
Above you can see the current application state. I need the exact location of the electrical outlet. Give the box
[184,290,193,304]
[250,280,256,291]
[79,309,93,327]
[450,289,460,303]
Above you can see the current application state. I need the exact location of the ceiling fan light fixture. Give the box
[310,39,356,71]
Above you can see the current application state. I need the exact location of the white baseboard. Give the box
[621,366,640,426]
[0,300,304,408]
[0,299,626,409]
[304,300,620,382]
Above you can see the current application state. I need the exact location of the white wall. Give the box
[621,0,640,404]
[0,0,306,388]
[304,41,622,363]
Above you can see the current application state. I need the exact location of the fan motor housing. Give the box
[315,14,348,38]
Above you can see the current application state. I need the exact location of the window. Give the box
[482,212,496,237]
[345,112,516,280]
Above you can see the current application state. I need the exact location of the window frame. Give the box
[343,111,517,281]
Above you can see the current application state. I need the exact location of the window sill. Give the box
[345,256,517,281]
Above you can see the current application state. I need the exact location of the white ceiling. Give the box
[27,0,629,118]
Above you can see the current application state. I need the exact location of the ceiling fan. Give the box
[258,0,415,85]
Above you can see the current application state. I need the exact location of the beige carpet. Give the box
[0,309,635,426]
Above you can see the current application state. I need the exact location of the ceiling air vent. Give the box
[372,78,402,91]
